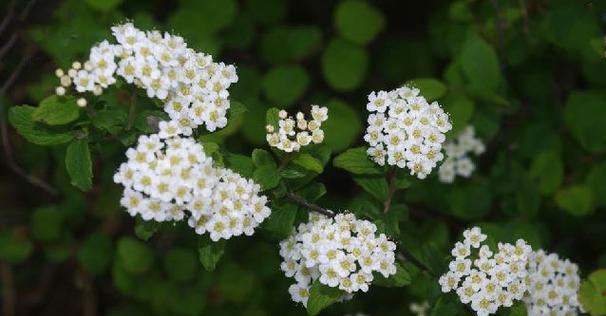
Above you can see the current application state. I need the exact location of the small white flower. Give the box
[267,106,329,152]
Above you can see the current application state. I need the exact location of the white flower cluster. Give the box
[439,227,532,316]
[266,106,329,152]
[113,130,270,241]
[279,213,397,307]
[364,86,452,179]
[409,301,430,316]
[523,250,583,316]
[438,126,485,183]
[55,22,238,134]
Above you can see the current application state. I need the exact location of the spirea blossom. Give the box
[364,86,452,179]
[279,213,397,307]
[55,22,238,134]
[439,227,532,316]
[409,301,430,316]
[113,130,270,241]
[266,105,329,152]
[438,126,485,183]
[523,250,583,316]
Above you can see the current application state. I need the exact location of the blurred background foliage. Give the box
[1,0,606,315]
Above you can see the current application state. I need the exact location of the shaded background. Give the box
[1,0,606,315]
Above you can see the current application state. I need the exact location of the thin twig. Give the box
[0,51,58,196]
[383,167,397,213]
[517,0,530,37]
[490,0,506,73]
[78,270,97,316]
[0,0,16,37]
[0,33,18,61]
[1,262,15,316]
[286,192,335,217]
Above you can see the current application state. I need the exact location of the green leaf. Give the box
[252,148,277,168]
[334,0,385,45]
[555,185,594,216]
[431,292,462,316]
[134,217,160,241]
[292,153,324,174]
[530,150,563,194]
[77,233,112,275]
[253,165,281,190]
[262,203,297,238]
[373,262,411,287]
[262,65,309,106]
[322,38,368,91]
[92,109,127,135]
[164,247,198,282]
[306,281,343,316]
[353,175,388,201]
[333,147,383,175]
[33,96,80,125]
[31,206,64,242]
[296,183,327,202]
[506,301,528,316]
[579,269,606,316]
[65,139,93,191]
[260,26,323,63]
[197,236,226,272]
[448,183,492,220]
[85,0,123,11]
[564,91,606,153]
[587,162,606,207]
[322,99,363,152]
[407,78,447,101]
[116,237,154,275]
[459,34,502,92]
[225,153,255,178]
[8,105,74,145]
[0,230,33,264]
[442,93,475,135]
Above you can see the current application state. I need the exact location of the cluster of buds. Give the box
[266,105,328,152]
[54,65,88,108]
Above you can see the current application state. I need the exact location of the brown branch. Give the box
[398,247,436,277]
[1,262,15,316]
[286,192,335,217]
[0,52,58,196]
[77,270,97,316]
[383,167,397,213]
[126,90,137,131]
[0,0,16,37]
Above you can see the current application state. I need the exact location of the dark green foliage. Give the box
[2,0,606,315]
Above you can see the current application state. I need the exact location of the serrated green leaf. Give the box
[33,96,80,125]
[307,281,343,316]
[407,78,447,101]
[134,217,159,241]
[579,269,606,315]
[65,139,93,191]
[254,164,281,190]
[292,153,323,173]
[197,236,226,272]
[353,175,388,201]
[262,203,297,238]
[530,150,563,194]
[252,148,277,168]
[333,147,383,175]
[430,292,462,316]
[8,105,74,145]
[92,109,127,135]
[373,262,411,287]
[225,153,255,178]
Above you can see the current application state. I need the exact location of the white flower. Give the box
[438,125,485,183]
[409,301,430,316]
[114,132,271,241]
[439,226,532,315]
[57,22,238,134]
[364,86,451,179]
[267,105,329,152]
[279,213,397,305]
[523,249,583,316]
